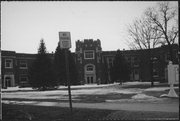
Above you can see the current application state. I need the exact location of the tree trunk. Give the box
[168,44,173,63]
[148,49,154,87]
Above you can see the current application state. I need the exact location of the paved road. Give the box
[3,100,179,113]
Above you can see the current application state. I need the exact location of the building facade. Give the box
[75,39,179,84]
[1,39,179,87]
[75,39,103,84]
[1,51,36,88]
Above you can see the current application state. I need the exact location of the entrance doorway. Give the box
[3,75,15,87]
[134,69,139,81]
[84,64,96,84]
[87,76,94,84]
[5,77,11,87]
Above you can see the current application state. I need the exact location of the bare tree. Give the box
[127,17,163,50]
[127,17,163,86]
[126,1,178,86]
[144,1,178,62]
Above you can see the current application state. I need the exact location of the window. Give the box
[165,53,170,61]
[173,49,178,59]
[134,57,137,61]
[78,57,82,64]
[153,69,158,77]
[109,58,113,67]
[134,58,139,67]
[80,48,82,53]
[20,75,28,82]
[86,65,93,71]
[84,50,94,59]
[134,69,139,74]
[78,53,81,58]
[5,59,13,68]
[20,60,28,69]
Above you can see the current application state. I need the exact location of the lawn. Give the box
[1,82,179,120]
[2,103,179,121]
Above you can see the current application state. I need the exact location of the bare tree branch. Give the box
[127,16,163,50]
[144,1,178,61]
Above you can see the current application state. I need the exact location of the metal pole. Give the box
[65,49,73,119]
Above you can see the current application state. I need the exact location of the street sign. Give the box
[59,32,71,49]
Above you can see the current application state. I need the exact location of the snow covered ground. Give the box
[2,86,143,100]
[122,81,159,85]
[1,81,158,92]
[1,83,118,92]
[2,81,179,103]
[144,86,178,91]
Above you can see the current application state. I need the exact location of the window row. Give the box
[5,59,28,69]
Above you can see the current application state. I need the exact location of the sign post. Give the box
[59,32,73,119]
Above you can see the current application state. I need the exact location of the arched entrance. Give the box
[84,64,96,84]
[3,75,15,87]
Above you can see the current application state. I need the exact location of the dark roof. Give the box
[16,53,37,59]
[1,50,16,56]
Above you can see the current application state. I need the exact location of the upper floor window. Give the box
[20,60,28,69]
[84,50,94,59]
[5,59,13,68]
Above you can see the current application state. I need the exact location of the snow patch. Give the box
[145,87,179,91]
[106,94,163,103]
[123,81,159,86]
[132,93,158,100]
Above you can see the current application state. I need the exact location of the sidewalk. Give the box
[3,100,179,113]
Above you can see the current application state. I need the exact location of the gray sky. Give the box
[1,1,177,53]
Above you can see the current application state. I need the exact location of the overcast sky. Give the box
[1,1,177,53]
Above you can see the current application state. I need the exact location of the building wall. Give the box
[1,51,17,87]
[1,51,37,87]
[1,42,179,87]
[15,53,36,87]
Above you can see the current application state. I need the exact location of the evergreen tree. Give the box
[110,50,130,84]
[29,39,55,90]
[53,43,79,86]
[102,57,109,84]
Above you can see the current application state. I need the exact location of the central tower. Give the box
[75,39,102,84]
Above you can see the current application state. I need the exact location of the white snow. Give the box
[2,82,143,100]
[1,86,33,92]
[145,86,178,91]
[132,93,157,100]
[123,81,159,86]
[1,83,117,92]
[2,81,177,104]
[106,93,163,103]
[2,87,143,100]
